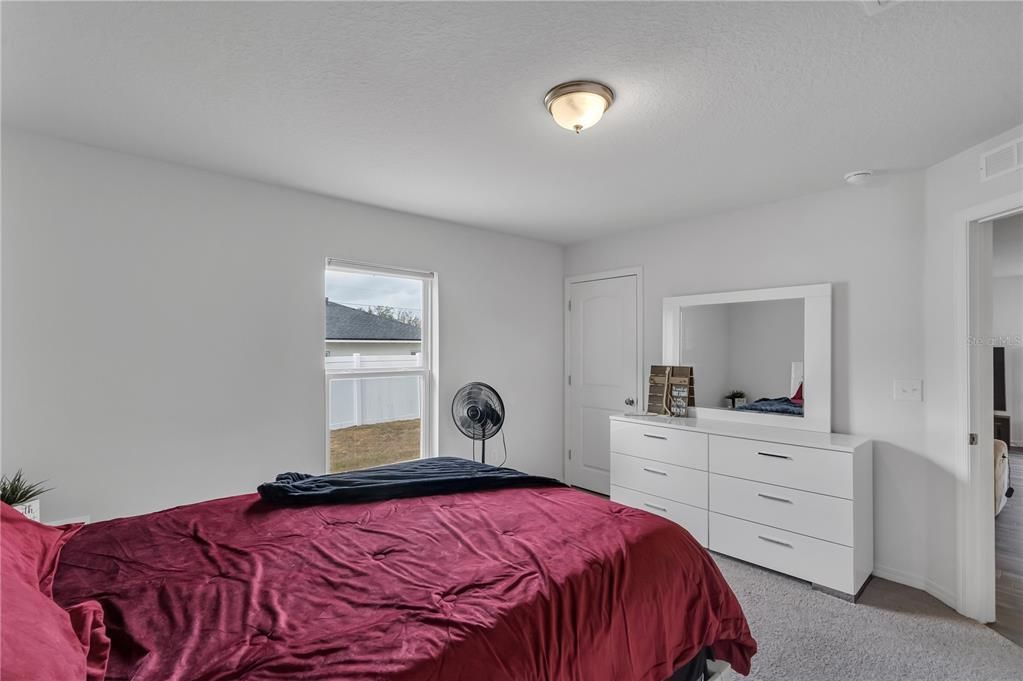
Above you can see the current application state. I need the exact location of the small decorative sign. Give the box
[13,499,40,522]
[648,365,695,417]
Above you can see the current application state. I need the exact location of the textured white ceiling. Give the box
[3,2,1021,243]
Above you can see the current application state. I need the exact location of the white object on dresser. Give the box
[610,413,873,599]
[12,499,41,522]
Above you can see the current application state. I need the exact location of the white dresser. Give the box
[610,414,873,599]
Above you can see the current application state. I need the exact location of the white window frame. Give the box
[324,258,437,472]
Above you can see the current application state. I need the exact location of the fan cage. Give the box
[451,382,505,442]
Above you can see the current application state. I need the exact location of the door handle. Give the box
[643,502,668,512]
[757,451,792,460]
[642,467,668,476]
[758,535,793,548]
[625,397,635,407]
[758,492,793,504]
[643,433,668,440]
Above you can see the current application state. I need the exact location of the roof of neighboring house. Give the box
[325,300,421,341]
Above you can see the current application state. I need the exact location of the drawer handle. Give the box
[757,493,793,504]
[758,535,794,548]
[643,433,668,440]
[642,467,668,476]
[758,451,792,460]
[643,502,668,512]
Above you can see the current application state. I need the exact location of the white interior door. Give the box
[967,219,996,622]
[567,275,639,494]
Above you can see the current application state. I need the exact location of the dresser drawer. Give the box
[709,435,853,499]
[709,474,854,546]
[610,421,708,470]
[611,452,707,508]
[611,485,708,546]
[709,513,854,594]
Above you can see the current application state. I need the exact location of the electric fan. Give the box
[451,382,505,464]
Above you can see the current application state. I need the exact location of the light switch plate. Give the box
[893,378,923,402]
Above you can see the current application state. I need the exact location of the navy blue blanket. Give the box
[736,397,804,416]
[258,457,566,506]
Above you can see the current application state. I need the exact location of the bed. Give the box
[14,462,756,681]
[735,397,803,416]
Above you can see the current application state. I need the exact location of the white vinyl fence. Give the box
[327,354,422,430]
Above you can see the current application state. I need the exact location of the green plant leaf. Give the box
[0,470,51,506]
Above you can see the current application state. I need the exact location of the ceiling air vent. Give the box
[980,137,1023,182]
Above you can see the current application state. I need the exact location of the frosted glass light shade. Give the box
[544,81,614,133]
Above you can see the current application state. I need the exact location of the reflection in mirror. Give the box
[679,298,805,416]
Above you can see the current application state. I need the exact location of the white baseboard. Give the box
[872,564,958,612]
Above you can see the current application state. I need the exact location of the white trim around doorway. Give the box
[954,193,1023,622]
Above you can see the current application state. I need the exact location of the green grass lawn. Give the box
[329,418,421,472]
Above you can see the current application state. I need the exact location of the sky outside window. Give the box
[325,270,422,324]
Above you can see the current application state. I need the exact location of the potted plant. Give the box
[1,470,50,521]
[725,390,747,409]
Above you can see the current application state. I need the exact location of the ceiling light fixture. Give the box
[544,80,614,134]
[843,170,873,185]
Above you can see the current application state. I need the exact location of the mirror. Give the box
[663,284,831,432]
[680,299,804,414]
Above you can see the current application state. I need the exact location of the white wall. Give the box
[923,125,1023,608]
[1,129,564,522]
[567,172,931,598]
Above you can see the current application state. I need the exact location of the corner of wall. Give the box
[922,122,1023,619]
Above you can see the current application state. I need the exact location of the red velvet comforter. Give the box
[53,486,755,681]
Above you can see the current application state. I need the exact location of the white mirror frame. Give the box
[662,283,832,433]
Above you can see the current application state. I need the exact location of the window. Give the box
[324,259,434,473]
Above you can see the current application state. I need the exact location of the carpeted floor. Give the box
[713,555,1023,681]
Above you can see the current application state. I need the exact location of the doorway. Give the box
[960,199,1023,640]
[990,215,1023,645]
[564,269,643,494]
